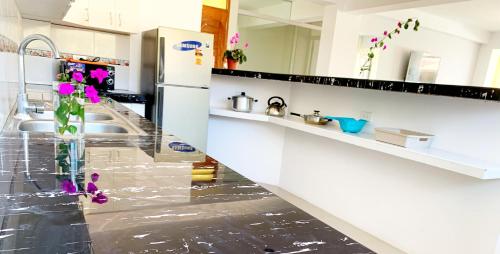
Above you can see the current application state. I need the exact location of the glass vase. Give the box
[53,82,85,139]
[54,138,86,192]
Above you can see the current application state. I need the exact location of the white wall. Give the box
[207,75,292,185]
[0,0,23,129]
[208,75,500,254]
[472,32,500,87]
[128,0,203,92]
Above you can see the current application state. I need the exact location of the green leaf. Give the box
[68,125,78,135]
[56,105,69,126]
[404,23,409,29]
[388,34,392,39]
[58,126,66,135]
[78,107,85,122]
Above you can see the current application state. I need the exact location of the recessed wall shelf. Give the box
[210,108,500,180]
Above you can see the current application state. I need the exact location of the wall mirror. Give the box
[233,0,500,88]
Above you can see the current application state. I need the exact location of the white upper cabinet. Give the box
[114,0,138,33]
[88,0,115,30]
[63,0,90,26]
[64,0,138,33]
[51,25,94,56]
[94,32,130,59]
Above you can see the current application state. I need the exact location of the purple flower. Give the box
[72,71,84,83]
[85,86,100,104]
[61,179,76,193]
[90,68,109,84]
[397,21,402,28]
[235,32,239,38]
[92,192,108,204]
[244,42,249,49]
[383,45,387,50]
[58,83,75,95]
[370,37,378,43]
[384,31,388,36]
[91,172,100,182]
[87,182,98,194]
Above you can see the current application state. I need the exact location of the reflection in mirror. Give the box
[239,0,293,20]
[237,14,321,75]
[234,0,500,88]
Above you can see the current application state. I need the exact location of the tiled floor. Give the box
[261,183,406,254]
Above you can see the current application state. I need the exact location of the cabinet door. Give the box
[94,32,130,59]
[51,25,94,55]
[94,32,116,58]
[63,0,90,26]
[114,0,138,33]
[88,0,115,30]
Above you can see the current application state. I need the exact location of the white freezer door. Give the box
[160,85,209,152]
[157,27,214,87]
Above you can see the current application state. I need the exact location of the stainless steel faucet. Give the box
[15,34,61,120]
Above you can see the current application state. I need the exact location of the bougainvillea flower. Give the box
[370,37,378,43]
[91,172,100,182]
[92,192,108,204]
[58,83,75,95]
[384,31,388,36]
[85,86,100,104]
[87,182,98,194]
[61,179,77,193]
[383,45,387,50]
[89,95,100,104]
[90,68,109,84]
[397,21,402,28]
[244,42,249,49]
[72,71,84,83]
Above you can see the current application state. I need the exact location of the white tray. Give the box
[375,128,434,148]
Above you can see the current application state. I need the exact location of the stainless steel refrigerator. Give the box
[141,27,214,152]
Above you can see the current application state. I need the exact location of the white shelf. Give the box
[210,108,500,180]
[210,108,270,122]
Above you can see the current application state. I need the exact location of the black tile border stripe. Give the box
[212,68,500,102]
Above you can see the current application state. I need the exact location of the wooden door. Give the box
[201,1,230,68]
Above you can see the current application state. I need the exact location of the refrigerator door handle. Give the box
[158,37,165,83]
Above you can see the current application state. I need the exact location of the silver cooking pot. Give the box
[228,92,258,113]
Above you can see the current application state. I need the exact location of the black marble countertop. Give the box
[0,101,375,253]
[212,68,500,102]
[101,90,149,104]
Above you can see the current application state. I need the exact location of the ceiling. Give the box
[417,0,500,31]
[239,0,292,10]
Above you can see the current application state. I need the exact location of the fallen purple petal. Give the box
[87,182,98,194]
[91,172,100,182]
[92,192,108,204]
[61,179,77,193]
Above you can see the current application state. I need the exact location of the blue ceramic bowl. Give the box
[325,116,368,133]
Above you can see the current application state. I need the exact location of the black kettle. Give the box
[265,96,287,117]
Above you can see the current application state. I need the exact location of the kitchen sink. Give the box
[18,121,129,134]
[31,111,113,121]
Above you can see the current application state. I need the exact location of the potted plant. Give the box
[224,32,248,70]
[54,68,108,138]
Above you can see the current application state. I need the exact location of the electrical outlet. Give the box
[360,111,372,121]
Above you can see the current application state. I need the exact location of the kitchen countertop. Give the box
[0,101,374,253]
